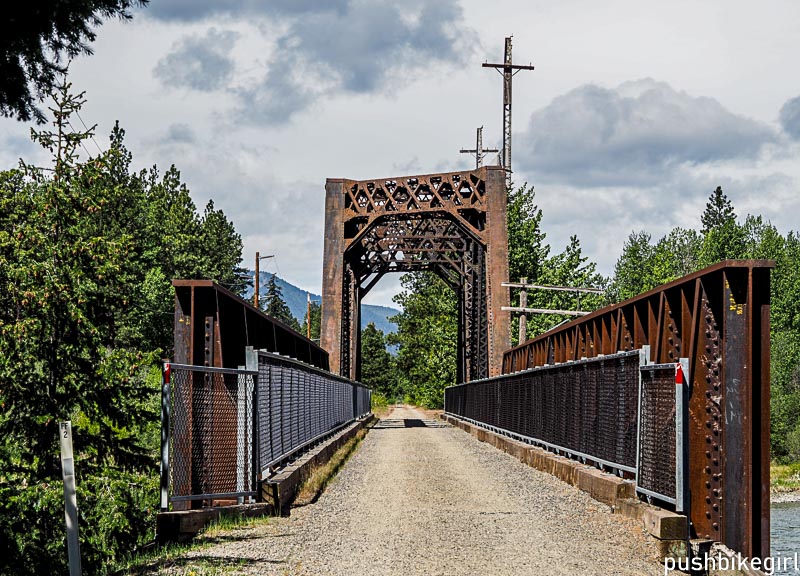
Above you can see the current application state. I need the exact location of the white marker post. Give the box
[59,421,82,576]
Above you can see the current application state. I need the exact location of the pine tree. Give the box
[262,274,301,331]
[0,78,247,573]
[701,186,736,233]
[699,186,746,265]
[0,1,149,122]
[200,199,249,295]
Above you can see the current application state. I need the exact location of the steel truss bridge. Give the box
[163,176,772,561]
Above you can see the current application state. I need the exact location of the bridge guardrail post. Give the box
[160,361,171,512]
[676,358,690,514]
[634,346,650,490]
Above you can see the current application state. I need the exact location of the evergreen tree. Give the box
[0,80,246,573]
[0,1,149,123]
[701,186,736,233]
[699,186,746,265]
[262,274,301,332]
[200,199,249,295]
[507,184,549,283]
[360,322,395,397]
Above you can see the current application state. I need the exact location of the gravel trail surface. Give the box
[180,405,665,575]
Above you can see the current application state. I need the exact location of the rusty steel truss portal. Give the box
[321,166,510,382]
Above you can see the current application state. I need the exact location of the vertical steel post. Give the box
[518,277,528,344]
[246,347,259,502]
[59,421,82,576]
[676,358,690,513]
[236,366,246,504]
[159,362,171,511]
[634,346,650,488]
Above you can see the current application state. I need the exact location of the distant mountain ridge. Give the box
[243,272,398,336]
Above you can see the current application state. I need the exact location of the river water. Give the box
[771,501,800,575]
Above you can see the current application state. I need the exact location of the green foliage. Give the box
[0,1,149,123]
[527,235,606,336]
[607,185,800,462]
[507,184,549,284]
[200,200,249,295]
[359,322,395,397]
[0,80,244,573]
[701,186,736,233]
[262,274,301,332]
[388,272,458,408]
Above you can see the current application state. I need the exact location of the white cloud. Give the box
[516,79,776,188]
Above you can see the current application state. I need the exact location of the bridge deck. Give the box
[184,406,665,575]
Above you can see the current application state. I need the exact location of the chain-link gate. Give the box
[160,364,257,510]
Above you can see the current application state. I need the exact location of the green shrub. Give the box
[0,469,158,575]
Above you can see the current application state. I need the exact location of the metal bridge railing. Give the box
[444,347,688,510]
[160,352,371,511]
[256,350,372,475]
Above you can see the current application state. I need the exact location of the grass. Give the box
[771,461,800,493]
[370,391,392,418]
[107,515,273,575]
[294,428,368,505]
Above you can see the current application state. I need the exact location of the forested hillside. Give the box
[242,272,399,336]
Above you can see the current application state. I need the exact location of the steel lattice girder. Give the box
[321,167,510,382]
[502,260,773,560]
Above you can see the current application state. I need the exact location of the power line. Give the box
[74,110,104,154]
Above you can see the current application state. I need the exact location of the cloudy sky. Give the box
[3,0,799,308]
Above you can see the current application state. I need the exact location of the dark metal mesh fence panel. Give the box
[638,364,677,501]
[168,366,255,505]
[444,351,641,472]
[256,352,370,472]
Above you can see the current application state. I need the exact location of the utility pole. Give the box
[253,251,274,310]
[483,36,534,190]
[460,126,499,169]
[307,293,311,339]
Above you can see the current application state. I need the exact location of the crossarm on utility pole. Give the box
[502,306,591,317]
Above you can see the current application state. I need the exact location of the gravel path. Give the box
[180,406,665,575]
